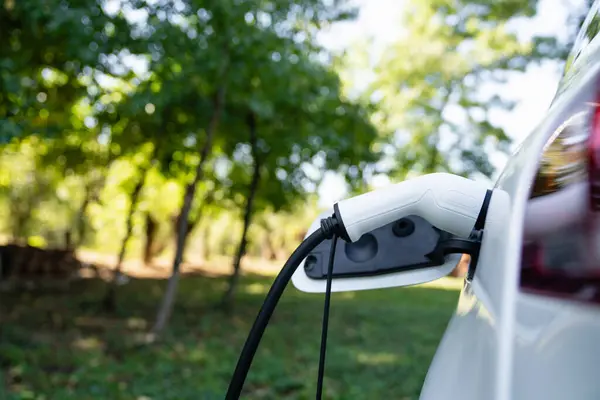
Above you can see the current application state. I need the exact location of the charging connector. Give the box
[226,173,497,399]
[334,173,490,242]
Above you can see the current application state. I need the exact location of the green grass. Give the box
[0,273,460,399]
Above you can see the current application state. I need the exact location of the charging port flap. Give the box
[303,215,452,280]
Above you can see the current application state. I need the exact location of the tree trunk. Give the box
[143,213,158,265]
[75,162,116,249]
[102,167,149,312]
[258,220,278,261]
[201,223,212,262]
[221,112,260,309]
[259,237,270,260]
[175,189,216,263]
[151,84,226,336]
[173,212,200,257]
[74,184,92,248]
[64,231,73,251]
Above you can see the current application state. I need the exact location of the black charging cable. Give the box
[316,232,337,399]
[225,216,341,399]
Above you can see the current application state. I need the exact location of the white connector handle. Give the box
[335,173,490,242]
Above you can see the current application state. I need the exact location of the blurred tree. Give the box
[143,212,159,264]
[102,144,155,311]
[40,122,115,248]
[101,0,378,333]
[1,0,145,256]
[220,113,260,308]
[217,49,378,307]
[0,0,140,142]
[0,137,54,243]
[366,0,570,180]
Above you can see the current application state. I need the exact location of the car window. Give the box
[557,2,600,96]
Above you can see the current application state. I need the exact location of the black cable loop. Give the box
[316,231,337,399]
[226,215,343,399]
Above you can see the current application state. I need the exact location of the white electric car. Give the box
[228,2,600,399]
[295,2,600,400]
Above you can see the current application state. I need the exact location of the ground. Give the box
[1,259,462,400]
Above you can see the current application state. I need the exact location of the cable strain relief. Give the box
[320,215,340,240]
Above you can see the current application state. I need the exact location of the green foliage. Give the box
[98,0,378,218]
[1,0,576,254]
[1,274,460,399]
[0,0,379,258]
[0,0,138,141]
[368,0,569,179]
[0,137,79,244]
[0,0,581,339]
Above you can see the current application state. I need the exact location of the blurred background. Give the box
[0,0,592,398]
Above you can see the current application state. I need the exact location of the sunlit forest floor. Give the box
[1,260,461,400]
[75,250,289,279]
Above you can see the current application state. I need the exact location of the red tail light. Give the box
[520,85,600,304]
[588,101,600,210]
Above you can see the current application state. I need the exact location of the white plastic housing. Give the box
[336,173,490,242]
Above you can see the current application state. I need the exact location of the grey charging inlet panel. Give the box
[304,215,450,279]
